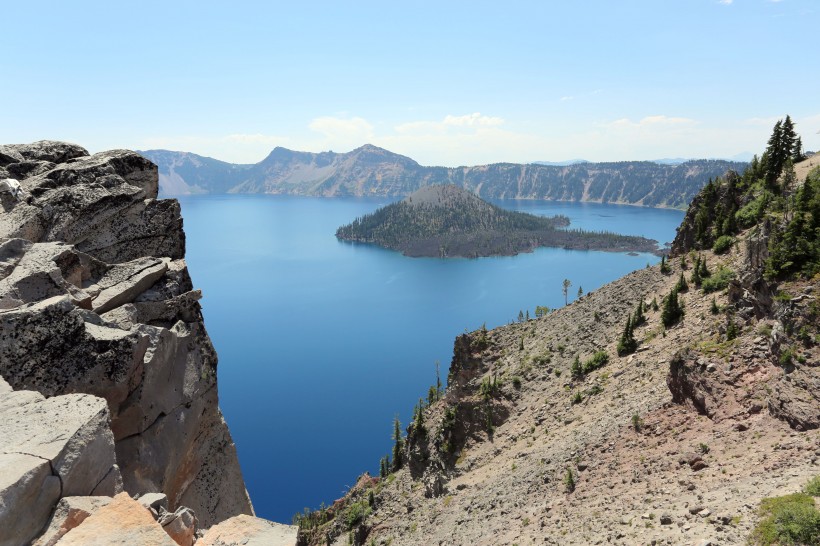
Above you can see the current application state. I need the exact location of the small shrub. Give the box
[582,350,609,374]
[698,442,710,454]
[713,235,735,254]
[571,355,583,379]
[631,413,643,432]
[585,384,603,397]
[511,376,522,389]
[345,500,372,529]
[774,291,793,302]
[805,476,820,497]
[779,347,795,367]
[702,266,735,293]
[564,467,576,493]
[479,376,499,400]
[571,391,582,404]
[533,353,551,365]
[726,315,739,341]
[749,493,820,545]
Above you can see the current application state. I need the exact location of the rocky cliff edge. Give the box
[0,141,295,545]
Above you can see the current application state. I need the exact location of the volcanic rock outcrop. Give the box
[0,140,255,542]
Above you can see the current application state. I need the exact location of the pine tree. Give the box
[782,115,798,158]
[617,315,638,356]
[633,299,646,327]
[793,136,804,162]
[765,119,784,187]
[562,279,572,305]
[412,398,427,442]
[391,416,404,472]
[661,288,684,328]
[691,254,702,287]
[564,467,576,493]
[710,297,720,315]
[379,455,389,478]
[676,271,689,293]
[518,310,524,322]
[435,361,442,399]
[699,255,710,278]
[651,296,659,312]
[660,255,671,274]
[571,355,583,379]
[725,314,739,341]
[427,385,437,406]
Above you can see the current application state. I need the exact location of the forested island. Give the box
[335,185,661,258]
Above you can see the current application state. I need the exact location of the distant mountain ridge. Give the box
[140,144,748,209]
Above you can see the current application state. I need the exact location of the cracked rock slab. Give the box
[197,514,298,546]
[90,257,168,314]
[0,381,121,546]
[32,496,113,546]
[51,492,176,546]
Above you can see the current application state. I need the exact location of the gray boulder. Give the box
[0,142,181,265]
[0,377,120,546]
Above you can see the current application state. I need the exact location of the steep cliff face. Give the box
[0,141,254,535]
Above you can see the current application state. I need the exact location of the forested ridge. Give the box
[673,115,819,280]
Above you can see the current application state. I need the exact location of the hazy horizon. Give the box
[2,1,818,167]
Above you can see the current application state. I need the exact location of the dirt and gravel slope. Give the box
[297,159,819,545]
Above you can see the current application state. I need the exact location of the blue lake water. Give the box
[176,195,684,523]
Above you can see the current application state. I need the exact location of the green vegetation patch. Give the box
[701,266,735,293]
[712,235,735,254]
[582,350,609,374]
[749,493,820,545]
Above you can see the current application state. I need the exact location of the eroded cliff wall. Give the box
[0,141,253,534]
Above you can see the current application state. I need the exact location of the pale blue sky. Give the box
[2,0,817,166]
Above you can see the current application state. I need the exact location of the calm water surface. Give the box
[177,195,684,522]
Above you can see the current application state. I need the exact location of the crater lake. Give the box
[176,194,684,523]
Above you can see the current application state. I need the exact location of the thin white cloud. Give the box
[395,113,505,135]
[745,116,781,126]
[558,89,602,102]
[224,133,282,145]
[442,113,504,127]
[605,115,697,129]
[308,116,374,143]
[719,0,733,5]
